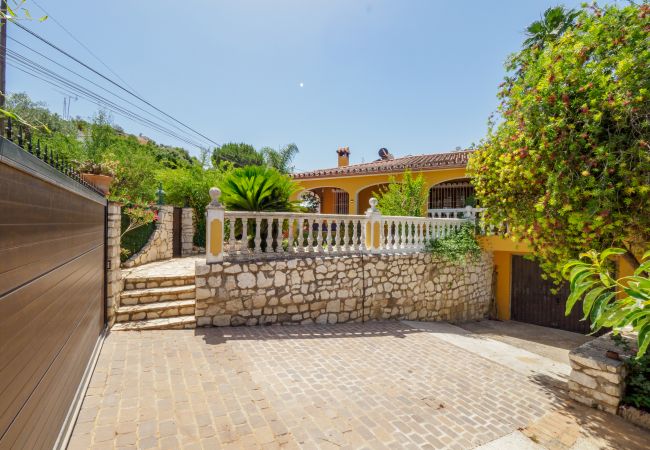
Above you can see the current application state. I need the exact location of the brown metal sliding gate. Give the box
[511,255,591,334]
[0,132,107,449]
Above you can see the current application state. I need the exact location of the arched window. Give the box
[428,179,475,209]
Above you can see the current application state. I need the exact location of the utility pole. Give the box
[0,0,7,112]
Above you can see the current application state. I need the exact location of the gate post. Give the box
[106,202,122,326]
[206,188,225,263]
[181,207,194,256]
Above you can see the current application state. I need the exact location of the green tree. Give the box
[5,92,76,134]
[260,143,299,173]
[157,165,227,247]
[523,6,579,50]
[468,3,650,282]
[218,165,299,212]
[376,170,427,217]
[212,142,264,168]
[107,135,159,204]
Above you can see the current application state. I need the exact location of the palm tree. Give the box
[218,165,299,212]
[523,6,579,50]
[219,165,300,251]
[260,143,299,174]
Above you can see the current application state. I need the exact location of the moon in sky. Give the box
[299,82,304,88]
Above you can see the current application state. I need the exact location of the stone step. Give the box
[120,285,196,305]
[111,315,196,331]
[115,299,196,322]
[123,274,195,290]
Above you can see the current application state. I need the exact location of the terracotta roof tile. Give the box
[293,150,473,179]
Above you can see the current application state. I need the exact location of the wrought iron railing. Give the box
[1,118,103,195]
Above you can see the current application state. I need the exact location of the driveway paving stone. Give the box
[68,322,650,449]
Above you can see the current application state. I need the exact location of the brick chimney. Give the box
[337,146,350,167]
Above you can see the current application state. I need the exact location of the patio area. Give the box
[68,321,650,450]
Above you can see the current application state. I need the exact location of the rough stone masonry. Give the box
[195,252,493,327]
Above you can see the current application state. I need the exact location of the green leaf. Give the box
[637,323,650,358]
[599,247,626,264]
[623,287,650,302]
[590,291,616,324]
[634,260,650,276]
[582,286,608,319]
[599,272,613,288]
[566,280,596,316]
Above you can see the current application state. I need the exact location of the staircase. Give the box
[112,272,196,331]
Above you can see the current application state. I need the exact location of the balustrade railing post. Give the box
[206,188,225,263]
[364,198,383,253]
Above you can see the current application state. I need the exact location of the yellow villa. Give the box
[291,146,635,330]
[293,147,473,216]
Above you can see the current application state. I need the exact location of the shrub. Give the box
[120,206,156,262]
[624,354,650,412]
[563,248,650,357]
[376,170,427,217]
[157,165,226,247]
[468,3,650,282]
[425,222,481,262]
[218,165,300,212]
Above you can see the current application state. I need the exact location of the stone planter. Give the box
[81,173,113,196]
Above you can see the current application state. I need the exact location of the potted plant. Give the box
[77,160,118,196]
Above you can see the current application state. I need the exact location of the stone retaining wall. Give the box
[195,252,493,327]
[122,205,174,268]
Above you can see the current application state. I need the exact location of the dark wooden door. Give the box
[172,207,182,257]
[511,255,591,333]
[0,136,107,449]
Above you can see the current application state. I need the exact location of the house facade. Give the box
[291,147,630,331]
[293,147,474,216]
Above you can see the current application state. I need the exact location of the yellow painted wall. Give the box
[294,167,467,215]
[321,188,336,214]
[492,252,512,320]
[479,235,532,253]
[479,236,532,321]
[357,184,388,215]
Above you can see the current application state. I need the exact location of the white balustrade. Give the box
[220,210,468,261]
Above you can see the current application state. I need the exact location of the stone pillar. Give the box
[206,188,225,263]
[364,197,382,253]
[568,333,634,415]
[157,205,175,259]
[181,207,194,256]
[106,202,122,326]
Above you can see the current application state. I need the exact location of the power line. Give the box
[29,0,141,95]
[7,53,209,149]
[11,20,219,147]
[7,37,211,147]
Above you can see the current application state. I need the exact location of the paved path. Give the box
[68,322,649,449]
[457,320,593,365]
[122,256,204,279]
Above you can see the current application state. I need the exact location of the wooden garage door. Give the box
[511,255,591,334]
[0,136,107,449]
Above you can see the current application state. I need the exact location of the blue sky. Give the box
[9,0,592,171]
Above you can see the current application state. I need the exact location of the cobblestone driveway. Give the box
[68,322,649,449]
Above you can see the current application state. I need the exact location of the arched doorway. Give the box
[428,178,475,212]
[356,183,389,214]
[306,187,350,214]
